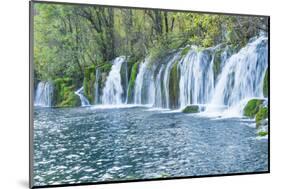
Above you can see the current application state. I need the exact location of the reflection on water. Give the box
[33,106,268,186]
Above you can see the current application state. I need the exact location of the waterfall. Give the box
[178,48,215,108]
[94,68,100,104]
[75,87,90,107]
[134,59,148,104]
[34,81,53,107]
[121,61,129,103]
[163,53,181,108]
[206,36,268,115]
[133,59,155,105]
[87,35,267,114]
[102,56,126,105]
[154,65,165,107]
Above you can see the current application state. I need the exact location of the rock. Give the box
[243,99,264,118]
[169,61,180,109]
[259,119,268,127]
[52,78,81,107]
[182,105,199,113]
[83,65,96,103]
[127,62,139,103]
[257,131,268,137]
[255,107,268,127]
[243,99,269,135]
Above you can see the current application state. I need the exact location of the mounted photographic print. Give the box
[29,0,269,188]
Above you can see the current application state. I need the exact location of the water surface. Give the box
[33,106,268,186]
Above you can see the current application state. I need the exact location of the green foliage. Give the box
[33,3,268,108]
[53,78,80,107]
[83,65,96,103]
[263,68,268,97]
[255,107,268,127]
[180,46,191,58]
[182,105,199,113]
[243,99,263,118]
[99,62,112,73]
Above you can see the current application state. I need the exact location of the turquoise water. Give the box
[33,106,268,186]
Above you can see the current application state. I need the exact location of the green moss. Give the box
[180,46,190,58]
[213,49,223,81]
[99,62,112,73]
[59,89,80,107]
[182,105,199,113]
[263,68,268,97]
[83,64,96,103]
[53,78,80,107]
[255,107,268,126]
[169,62,179,109]
[127,62,139,103]
[258,131,268,137]
[243,99,263,118]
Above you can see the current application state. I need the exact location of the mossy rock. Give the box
[180,46,191,58]
[59,90,80,107]
[243,99,264,118]
[263,68,268,97]
[83,65,96,103]
[182,105,199,113]
[169,61,180,109]
[255,107,268,127]
[99,62,112,73]
[52,78,80,107]
[257,131,268,137]
[213,49,223,81]
[127,62,139,103]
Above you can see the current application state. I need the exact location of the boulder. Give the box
[243,99,264,118]
[182,105,199,113]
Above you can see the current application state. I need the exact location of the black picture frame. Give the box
[29,1,270,188]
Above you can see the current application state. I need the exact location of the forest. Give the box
[33,3,268,108]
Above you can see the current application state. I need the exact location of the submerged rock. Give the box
[182,105,199,113]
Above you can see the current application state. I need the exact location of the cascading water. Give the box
[75,87,90,107]
[133,59,155,105]
[102,56,126,105]
[178,48,215,108]
[95,36,267,114]
[34,81,53,107]
[134,59,148,104]
[154,65,165,107]
[206,36,268,116]
[163,52,181,108]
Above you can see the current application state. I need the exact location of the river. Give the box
[33,106,268,186]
